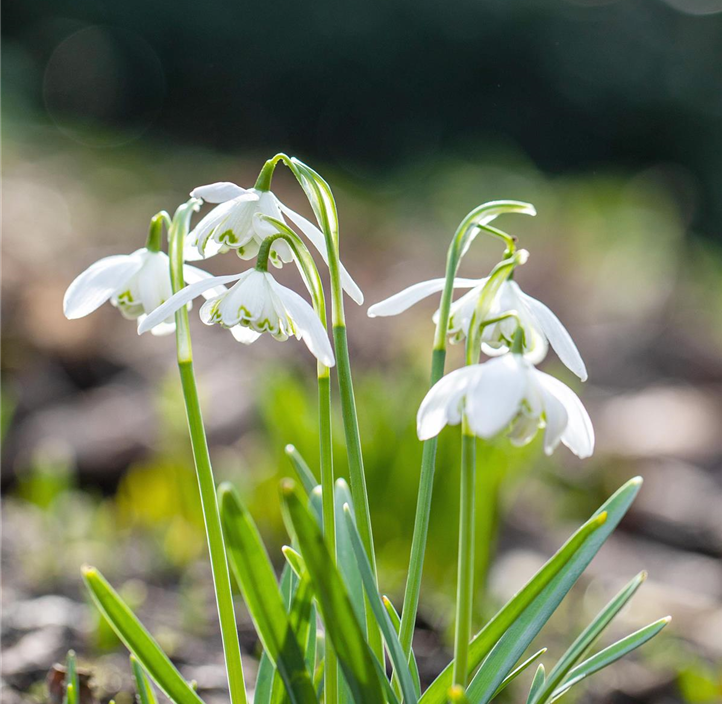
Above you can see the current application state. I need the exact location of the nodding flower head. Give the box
[368,266,587,381]
[63,248,213,336]
[138,268,335,366]
[417,353,594,458]
[187,181,364,305]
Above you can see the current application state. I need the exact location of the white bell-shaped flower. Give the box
[187,182,364,305]
[416,353,594,458]
[138,268,335,366]
[63,248,214,336]
[368,274,587,381]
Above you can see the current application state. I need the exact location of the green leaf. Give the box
[493,648,547,699]
[531,572,646,704]
[280,480,385,704]
[342,505,418,703]
[383,597,422,698]
[282,546,306,580]
[219,483,317,704]
[82,566,204,704]
[464,479,644,704]
[131,655,158,704]
[552,617,670,697]
[285,445,319,496]
[526,665,546,704]
[421,476,642,704]
[254,656,275,704]
[64,650,78,704]
[334,480,365,626]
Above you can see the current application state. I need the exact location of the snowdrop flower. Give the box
[417,354,594,458]
[368,271,587,381]
[187,181,363,305]
[63,248,214,336]
[138,268,335,366]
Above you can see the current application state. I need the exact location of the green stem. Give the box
[452,430,476,688]
[397,347,446,656]
[318,369,338,704]
[333,324,384,662]
[169,202,247,704]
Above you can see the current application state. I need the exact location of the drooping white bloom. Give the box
[63,248,215,336]
[187,181,364,305]
[138,268,335,366]
[368,275,587,381]
[417,354,594,458]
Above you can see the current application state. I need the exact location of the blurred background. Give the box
[3,0,722,702]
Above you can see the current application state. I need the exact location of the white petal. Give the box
[369,278,480,318]
[230,325,262,344]
[191,182,249,203]
[137,252,172,317]
[416,366,477,440]
[536,372,595,458]
[136,314,176,337]
[271,280,335,366]
[277,199,365,305]
[64,251,146,319]
[516,286,588,381]
[220,270,268,327]
[539,383,569,455]
[465,356,528,439]
[183,264,228,299]
[138,273,244,334]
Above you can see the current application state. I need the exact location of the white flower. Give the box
[368,275,587,381]
[63,248,215,336]
[137,268,335,366]
[187,182,364,305]
[416,354,594,458]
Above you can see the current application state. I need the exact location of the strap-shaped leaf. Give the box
[334,480,365,626]
[342,505,418,703]
[492,648,547,699]
[219,483,316,704]
[552,617,670,697]
[280,480,385,703]
[82,566,204,704]
[531,572,646,704]
[383,597,422,698]
[526,665,546,704]
[131,655,159,704]
[421,476,642,704]
[64,651,78,704]
[285,445,319,496]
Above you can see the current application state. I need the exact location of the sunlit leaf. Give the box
[493,648,547,699]
[131,655,158,704]
[280,480,385,703]
[343,504,418,703]
[219,483,316,704]
[531,572,646,704]
[526,665,546,704]
[422,476,642,704]
[82,566,203,704]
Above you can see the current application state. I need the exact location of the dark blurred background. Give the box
[3,1,722,703]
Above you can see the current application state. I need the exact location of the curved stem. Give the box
[169,201,247,704]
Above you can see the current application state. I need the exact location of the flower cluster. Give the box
[369,221,593,458]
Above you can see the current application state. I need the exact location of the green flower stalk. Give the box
[368,201,537,660]
[167,199,248,704]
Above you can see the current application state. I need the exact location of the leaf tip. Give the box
[80,564,96,578]
[284,443,296,456]
[280,478,296,497]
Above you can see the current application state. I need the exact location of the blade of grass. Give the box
[280,480,385,703]
[531,572,646,704]
[131,655,159,704]
[219,483,316,704]
[383,597,422,698]
[285,445,319,496]
[552,617,670,697]
[82,566,203,704]
[526,665,546,704]
[64,651,78,704]
[420,477,641,704]
[343,504,418,703]
[492,648,547,699]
